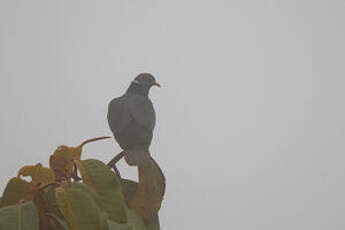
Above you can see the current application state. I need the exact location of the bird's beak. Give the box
[152,81,161,88]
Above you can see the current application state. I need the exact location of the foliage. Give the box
[0,137,165,230]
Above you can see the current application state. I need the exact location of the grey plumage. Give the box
[107,73,159,165]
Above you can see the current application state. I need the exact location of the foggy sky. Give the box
[0,1,344,229]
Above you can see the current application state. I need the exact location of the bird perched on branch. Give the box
[107,73,160,166]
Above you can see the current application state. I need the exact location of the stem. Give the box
[107,151,127,177]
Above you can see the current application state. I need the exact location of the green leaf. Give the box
[124,208,162,230]
[145,215,160,230]
[106,219,132,230]
[55,185,106,230]
[70,182,104,209]
[130,159,165,221]
[0,177,32,208]
[40,184,64,219]
[121,180,161,230]
[75,159,127,224]
[125,208,147,230]
[46,213,69,230]
[0,201,39,230]
[121,179,138,206]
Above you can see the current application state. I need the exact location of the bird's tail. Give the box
[124,149,151,166]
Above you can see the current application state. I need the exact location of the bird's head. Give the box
[133,73,160,88]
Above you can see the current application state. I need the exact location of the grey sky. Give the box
[1,0,344,229]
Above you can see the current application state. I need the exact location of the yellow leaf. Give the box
[50,137,111,182]
[0,177,32,208]
[18,163,55,186]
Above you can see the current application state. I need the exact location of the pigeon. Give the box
[107,73,160,166]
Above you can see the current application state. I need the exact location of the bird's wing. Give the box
[127,95,156,131]
[107,96,132,134]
